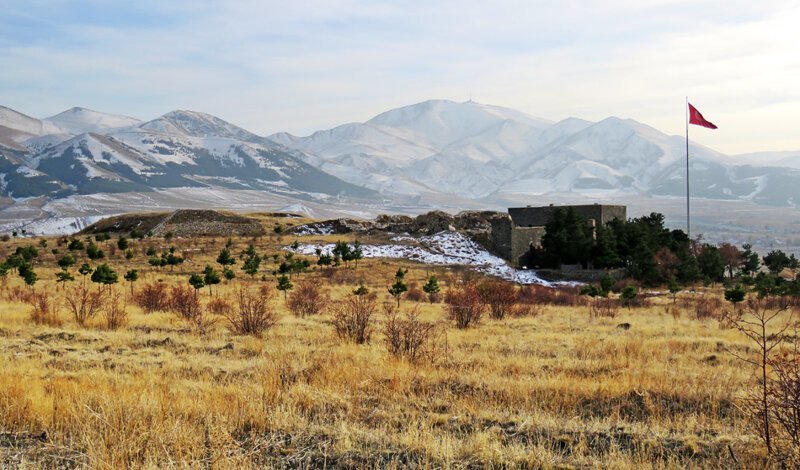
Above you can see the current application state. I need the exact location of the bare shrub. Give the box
[723,298,795,457]
[133,282,170,313]
[518,284,584,307]
[331,293,377,344]
[103,289,128,330]
[65,283,106,326]
[694,294,724,320]
[664,303,682,319]
[206,297,233,316]
[478,280,517,320]
[768,348,800,463]
[404,282,425,302]
[5,285,35,304]
[383,302,443,363]
[225,286,278,336]
[510,302,543,317]
[286,281,329,317]
[319,267,363,285]
[445,282,485,329]
[590,297,619,318]
[169,285,214,333]
[29,291,62,326]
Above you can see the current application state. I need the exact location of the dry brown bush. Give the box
[518,284,584,307]
[169,285,214,333]
[693,294,724,320]
[510,302,543,317]
[331,293,377,344]
[319,266,363,285]
[65,283,106,326]
[29,291,62,326]
[133,282,170,313]
[286,281,329,317]
[590,297,619,318]
[225,285,278,336]
[664,303,682,319]
[103,289,128,330]
[445,282,485,329]
[768,349,800,464]
[478,280,517,320]
[206,296,233,316]
[5,285,35,304]
[404,282,425,302]
[383,302,443,363]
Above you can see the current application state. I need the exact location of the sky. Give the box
[1,0,799,154]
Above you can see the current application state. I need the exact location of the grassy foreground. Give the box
[0,229,775,468]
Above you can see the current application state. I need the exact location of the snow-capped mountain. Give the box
[273,99,800,207]
[730,151,800,170]
[43,107,141,135]
[0,106,376,201]
[3,99,800,213]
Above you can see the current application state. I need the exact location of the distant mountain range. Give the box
[0,106,375,202]
[2,99,800,211]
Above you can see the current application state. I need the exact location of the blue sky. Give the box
[2,0,799,153]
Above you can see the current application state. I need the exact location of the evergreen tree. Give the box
[388,268,408,307]
[78,263,93,287]
[697,245,726,283]
[203,265,221,296]
[724,284,747,314]
[91,263,118,288]
[55,269,74,289]
[242,250,262,278]
[216,247,236,268]
[124,269,139,295]
[276,274,293,300]
[422,274,440,302]
[352,240,364,268]
[86,241,104,260]
[188,273,205,295]
[57,253,76,270]
[763,250,798,274]
[740,244,760,276]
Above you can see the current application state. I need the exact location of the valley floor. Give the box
[0,229,775,468]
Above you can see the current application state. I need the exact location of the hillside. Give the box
[79,209,268,238]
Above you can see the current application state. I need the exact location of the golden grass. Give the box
[0,232,777,468]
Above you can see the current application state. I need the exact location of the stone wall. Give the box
[489,215,512,259]
[508,204,626,228]
[510,226,545,267]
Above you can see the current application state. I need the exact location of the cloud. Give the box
[0,0,798,153]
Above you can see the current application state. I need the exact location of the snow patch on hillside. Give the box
[289,230,553,285]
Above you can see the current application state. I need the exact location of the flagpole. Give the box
[685,96,690,239]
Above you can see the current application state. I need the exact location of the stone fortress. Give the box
[490,204,627,268]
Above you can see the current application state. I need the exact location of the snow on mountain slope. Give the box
[367,99,552,148]
[4,99,800,209]
[270,100,560,197]
[44,107,141,135]
[730,151,800,169]
[139,110,261,142]
[0,105,62,139]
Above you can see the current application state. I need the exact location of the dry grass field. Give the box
[0,219,789,468]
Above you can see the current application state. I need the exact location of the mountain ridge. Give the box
[1,99,799,210]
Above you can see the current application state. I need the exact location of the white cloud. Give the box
[1,0,798,154]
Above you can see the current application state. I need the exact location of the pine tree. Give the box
[277,274,293,300]
[422,274,440,303]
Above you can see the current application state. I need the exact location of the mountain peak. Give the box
[140,110,259,141]
[44,107,141,135]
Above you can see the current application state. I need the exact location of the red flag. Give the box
[688,103,717,129]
